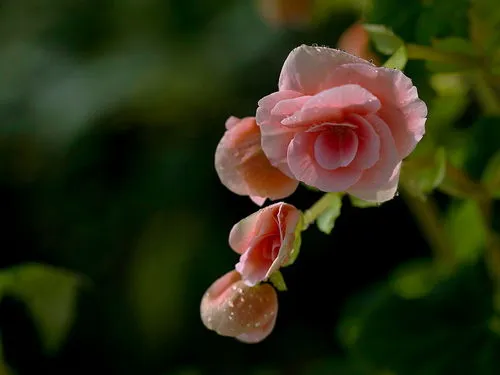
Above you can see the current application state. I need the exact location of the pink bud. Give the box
[200,270,278,344]
[230,202,302,286]
[337,22,380,65]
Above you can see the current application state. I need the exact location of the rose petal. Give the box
[348,162,401,202]
[215,117,299,202]
[265,204,301,277]
[225,116,241,130]
[257,91,310,178]
[278,44,373,94]
[258,112,297,178]
[235,244,271,286]
[257,90,304,111]
[281,84,380,127]
[327,63,427,158]
[229,210,263,255]
[250,196,267,206]
[270,96,312,117]
[346,114,401,202]
[313,128,359,170]
[287,131,362,191]
[347,114,380,170]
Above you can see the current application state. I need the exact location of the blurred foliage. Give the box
[0,0,499,374]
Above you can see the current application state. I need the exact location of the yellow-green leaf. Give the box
[0,264,83,355]
[401,147,446,199]
[349,195,379,208]
[363,24,404,55]
[269,271,287,292]
[383,45,408,70]
[316,193,343,234]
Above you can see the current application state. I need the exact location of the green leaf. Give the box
[0,264,83,355]
[425,38,479,73]
[340,264,500,375]
[383,45,407,70]
[316,194,342,235]
[445,200,486,264]
[400,147,446,199]
[268,271,287,292]
[430,73,469,96]
[349,195,379,208]
[389,259,445,300]
[482,151,500,198]
[363,24,404,55]
[283,213,304,267]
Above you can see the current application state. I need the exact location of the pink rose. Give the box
[215,116,299,206]
[200,270,278,344]
[337,22,380,65]
[229,202,302,286]
[256,45,427,202]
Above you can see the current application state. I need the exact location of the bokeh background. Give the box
[1,0,499,374]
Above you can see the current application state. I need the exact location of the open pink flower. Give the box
[200,270,278,343]
[256,45,427,202]
[229,202,301,286]
[215,116,299,206]
[337,22,380,65]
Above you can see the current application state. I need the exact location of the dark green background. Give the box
[1,1,499,374]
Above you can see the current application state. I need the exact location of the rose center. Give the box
[262,236,281,260]
[313,126,358,170]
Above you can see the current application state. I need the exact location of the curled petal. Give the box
[229,210,263,255]
[256,91,306,178]
[313,128,359,170]
[346,114,401,202]
[200,270,278,343]
[278,44,373,94]
[287,131,362,191]
[346,114,380,170]
[349,162,401,203]
[281,84,381,127]
[326,63,427,158]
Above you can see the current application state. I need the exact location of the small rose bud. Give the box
[256,0,314,29]
[200,270,278,343]
[230,202,302,286]
[337,22,380,65]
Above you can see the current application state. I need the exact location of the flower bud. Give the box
[200,270,278,343]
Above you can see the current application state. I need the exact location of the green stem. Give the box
[439,162,500,302]
[302,193,340,230]
[439,161,487,199]
[406,43,480,68]
[400,187,456,269]
[472,71,500,116]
